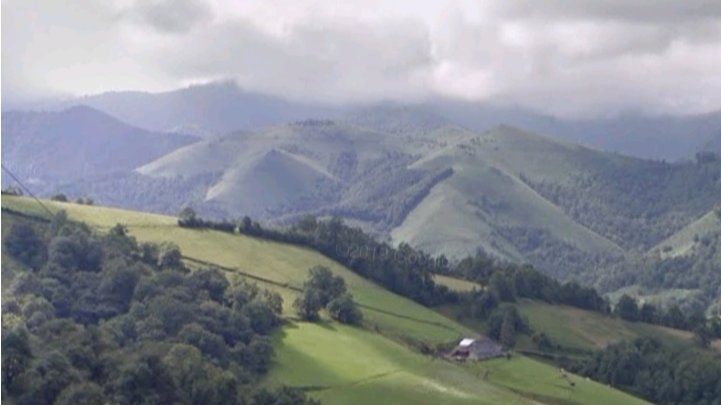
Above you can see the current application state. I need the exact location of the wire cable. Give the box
[1,163,55,216]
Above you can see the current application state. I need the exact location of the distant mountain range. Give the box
[46,81,721,161]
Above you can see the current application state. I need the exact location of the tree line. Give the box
[178,209,454,307]
[572,337,721,405]
[177,209,620,314]
[178,209,718,326]
[176,209,720,343]
[614,294,721,345]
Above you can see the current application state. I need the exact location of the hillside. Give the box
[652,209,721,259]
[434,275,706,354]
[138,121,720,259]
[1,106,196,186]
[6,105,720,308]
[1,195,651,405]
[30,117,717,292]
[137,120,462,226]
[514,300,697,352]
[598,208,721,313]
[391,126,627,275]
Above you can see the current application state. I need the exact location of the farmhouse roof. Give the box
[459,338,475,347]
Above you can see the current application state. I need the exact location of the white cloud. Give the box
[3,0,721,116]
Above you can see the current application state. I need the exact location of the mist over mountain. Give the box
[432,100,721,162]
[704,132,721,155]
[69,81,340,137]
[49,82,721,161]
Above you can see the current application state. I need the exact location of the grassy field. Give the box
[266,322,535,405]
[467,356,649,405]
[515,299,695,352]
[1,195,472,344]
[2,196,653,405]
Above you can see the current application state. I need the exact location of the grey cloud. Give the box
[151,17,435,102]
[425,4,721,116]
[2,0,721,117]
[491,0,721,23]
[125,0,213,33]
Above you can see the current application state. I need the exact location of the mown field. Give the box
[1,195,651,405]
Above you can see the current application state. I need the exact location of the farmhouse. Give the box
[450,336,503,361]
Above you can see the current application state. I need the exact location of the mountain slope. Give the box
[137,120,436,222]
[131,120,721,283]
[1,106,196,185]
[392,126,628,276]
[652,209,721,259]
[1,195,651,405]
[594,208,721,312]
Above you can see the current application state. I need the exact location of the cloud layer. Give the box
[3,0,721,116]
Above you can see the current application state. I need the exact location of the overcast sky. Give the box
[3,0,721,117]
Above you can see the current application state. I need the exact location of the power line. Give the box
[1,164,55,217]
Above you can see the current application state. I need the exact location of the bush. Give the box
[327,293,363,325]
[4,223,46,267]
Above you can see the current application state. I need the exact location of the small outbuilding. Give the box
[450,336,503,361]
